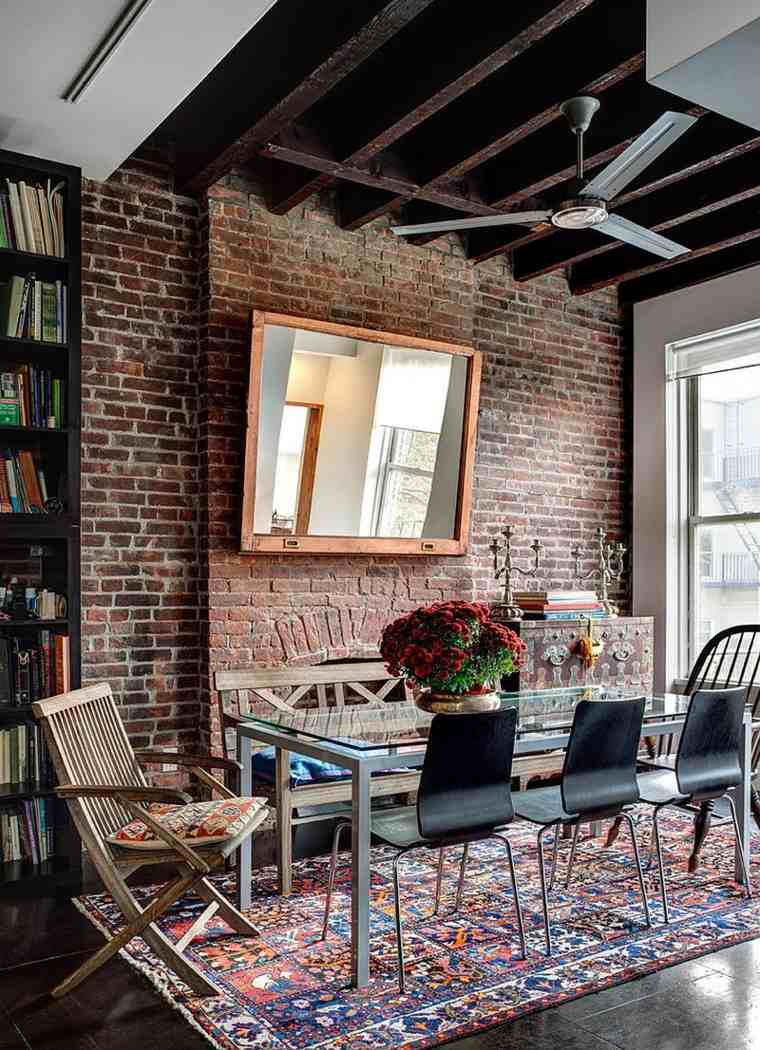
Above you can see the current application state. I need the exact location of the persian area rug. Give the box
[76,807,760,1050]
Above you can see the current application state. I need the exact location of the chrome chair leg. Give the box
[651,804,670,924]
[565,822,581,889]
[726,795,753,898]
[621,811,652,928]
[536,824,555,956]
[434,848,445,916]
[321,820,351,940]
[454,843,469,912]
[492,833,527,960]
[548,825,560,891]
[392,847,414,993]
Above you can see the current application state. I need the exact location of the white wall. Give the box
[309,341,384,535]
[285,353,330,403]
[255,327,296,532]
[633,262,760,690]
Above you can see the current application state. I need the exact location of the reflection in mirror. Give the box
[255,325,468,539]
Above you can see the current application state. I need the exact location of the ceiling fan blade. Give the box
[594,213,690,259]
[580,112,699,201]
[391,210,551,236]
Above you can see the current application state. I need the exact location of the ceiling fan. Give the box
[391,97,699,259]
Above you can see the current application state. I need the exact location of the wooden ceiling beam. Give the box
[263,0,596,212]
[569,195,760,295]
[171,0,438,195]
[620,238,760,303]
[512,139,760,280]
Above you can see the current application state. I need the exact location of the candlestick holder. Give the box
[571,526,626,617]
[490,524,544,621]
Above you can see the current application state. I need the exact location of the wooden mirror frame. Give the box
[240,311,481,556]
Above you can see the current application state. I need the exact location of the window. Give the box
[372,427,439,537]
[669,320,760,676]
[271,402,323,533]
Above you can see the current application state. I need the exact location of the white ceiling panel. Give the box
[0,0,278,180]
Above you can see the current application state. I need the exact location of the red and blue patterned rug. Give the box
[76,807,760,1050]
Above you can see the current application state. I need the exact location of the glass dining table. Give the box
[235,686,755,989]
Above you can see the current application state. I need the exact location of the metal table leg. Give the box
[731,711,753,883]
[351,763,371,989]
[236,734,253,911]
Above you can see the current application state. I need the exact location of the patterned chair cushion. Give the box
[108,796,268,850]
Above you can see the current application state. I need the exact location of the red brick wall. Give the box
[81,152,202,749]
[199,178,626,746]
[81,155,626,750]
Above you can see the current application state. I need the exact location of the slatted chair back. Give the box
[33,683,147,840]
[214,662,408,762]
[673,624,760,766]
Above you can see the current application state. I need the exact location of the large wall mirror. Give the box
[241,312,481,555]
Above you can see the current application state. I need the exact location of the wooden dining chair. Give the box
[33,683,270,999]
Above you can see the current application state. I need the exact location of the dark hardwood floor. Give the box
[2,889,760,1049]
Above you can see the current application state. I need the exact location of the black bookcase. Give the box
[0,148,81,896]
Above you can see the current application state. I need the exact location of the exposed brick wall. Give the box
[81,154,627,752]
[199,178,627,748]
[81,152,202,750]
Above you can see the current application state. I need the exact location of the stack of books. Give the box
[0,368,65,428]
[0,721,54,784]
[0,632,70,704]
[0,449,52,513]
[0,799,56,863]
[515,590,605,620]
[0,274,67,342]
[0,178,65,257]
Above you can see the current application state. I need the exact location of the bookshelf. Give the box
[0,148,81,897]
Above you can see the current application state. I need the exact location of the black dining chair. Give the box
[514,697,651,956]
[321,707,526,992]
[626,625,760,872]
[636,687,753,924]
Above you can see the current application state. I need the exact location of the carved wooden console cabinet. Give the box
[510,616,654,692]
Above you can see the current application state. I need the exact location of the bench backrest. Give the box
[214,661,409,760]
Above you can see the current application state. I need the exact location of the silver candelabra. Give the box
[571,526,626,617]
[490,524,544,621]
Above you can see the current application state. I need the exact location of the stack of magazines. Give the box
[514,590,605,620]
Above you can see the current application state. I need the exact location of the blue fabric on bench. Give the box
[252,747,420,788]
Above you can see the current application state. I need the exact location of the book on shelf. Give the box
[0,178,65,257]
[522,609,607,621]
[515,589,605,620]
[0,798,56,863]
[0,721,54,785]
[0,367,64,428]
[0,274,67,343]
[0,631,69,706]
[0,448,56,513]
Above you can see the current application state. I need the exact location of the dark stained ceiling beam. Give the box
[466,110,753,264]
[569,195,760,295]
[263,0,597,211]
[512,138,760,280]
[170,0,437,195]
[619,237,760,302]
[266,126,500,215]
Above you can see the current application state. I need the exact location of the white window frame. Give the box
[671,334,760,678]
[371,426,436,537]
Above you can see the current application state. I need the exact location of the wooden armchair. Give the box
[33,683,269,999]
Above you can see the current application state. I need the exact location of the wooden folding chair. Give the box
[33,683,270,999]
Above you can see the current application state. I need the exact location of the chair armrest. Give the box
[135,750,242,773]
[57,784,193,804]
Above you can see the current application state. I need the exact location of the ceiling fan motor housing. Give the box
[551,197,608,229]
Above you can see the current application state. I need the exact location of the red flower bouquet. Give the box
[380,600,526,695]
